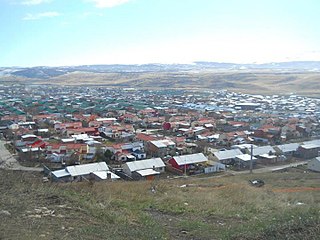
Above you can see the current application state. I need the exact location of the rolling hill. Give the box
[1,61,320,96]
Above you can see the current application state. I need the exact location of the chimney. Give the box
[107,172,112,180]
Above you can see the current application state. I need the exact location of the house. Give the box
[274,143,300,159]
[148,139,176,157]
[67,127,97,136]
[248,145,276,157]
[213,149,243,164]
[248,145,277,163]
[51,162,118,182]
[296,144,320,159]
[122,158,165,180]
[168,153,208,174]
[54,122,82,131]
[235,154,257,168]
[204,161,226,173]
[308,157,320,172]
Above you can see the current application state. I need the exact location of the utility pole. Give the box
[250,144,253,174]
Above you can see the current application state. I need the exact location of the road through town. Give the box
[0,140,42,172]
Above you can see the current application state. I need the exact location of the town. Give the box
[1,83,320,182]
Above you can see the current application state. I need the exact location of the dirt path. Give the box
[0,140,42,172]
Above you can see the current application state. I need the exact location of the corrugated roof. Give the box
[173,153,208,165]
[92,171,120,180]
[276,143,300,153]
[66,162,109,177]
[303,140,320,147]
[52,169,70,178]
[249,146,275,156]
[136,169,160,176]
[235,154,257,161]
[214,149,243,161]
[125,158,165,172]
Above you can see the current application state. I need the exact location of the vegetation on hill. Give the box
[1,70,320,96]
[1,168,320,239]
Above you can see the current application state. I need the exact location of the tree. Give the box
[104,149,113,164]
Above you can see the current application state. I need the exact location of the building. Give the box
[122,158,165,180]
[148,139,176,157]
[274,143,300,159]
[297,144,320,159]
[51,162,119,182]
[308,157,320,172]
[213,149,243,164]
[168,153,208,174]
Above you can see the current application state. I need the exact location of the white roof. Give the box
[231,144,256,150]
[38,129,49,132]
[303,139,320,147]
[136,169,160,176]
[92,171,120,180]
[61,138,75,143]
[72,134,92,141]
[52,169,71,178]
[173,153,208,165]
[150,140,175,148]
[276,143,300,153]
[300,144,320,150]
[235,154,257,161]
[21,147,40,153]
[66,162,109,177]
[96,118,117,122]
[214,149,243,161]
[124,158,165,172]
[249,146,275,156]
[260,153,277,159]
[21,134,37,139]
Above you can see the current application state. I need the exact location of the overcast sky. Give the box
[1,0,320,67]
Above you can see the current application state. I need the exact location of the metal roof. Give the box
[235,154,257,161]
[276,143,300,153]
[91,171,120,180]
[249,146,275,156]
[66,162,109,177]
[303,140,320,147]
[173,153,208,165]
[150,140,175,148]
[124,158,165,172]
[52,169,71,178]
[136,169,160,176]
[214,149,243,161]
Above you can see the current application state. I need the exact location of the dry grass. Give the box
[1,170,320,239]
[2,70,320,96]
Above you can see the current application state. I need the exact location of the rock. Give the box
[0,210,11,216]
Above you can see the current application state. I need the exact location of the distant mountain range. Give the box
[1,61,320,79]
[1,61,320,96]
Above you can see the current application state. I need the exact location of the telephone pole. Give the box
[250,144,253,174]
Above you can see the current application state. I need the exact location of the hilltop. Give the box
[1,61,320,96]
[1,168,320,240]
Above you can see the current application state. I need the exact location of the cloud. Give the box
[86,0,131,8]
[22,11,60,20]
[21,0,52,5]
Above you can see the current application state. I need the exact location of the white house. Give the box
[122,158,166,179]
[308,157,320,172]
[213,149,243,164]
[51,162,119,182]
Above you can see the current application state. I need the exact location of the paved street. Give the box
[0,140,42,172]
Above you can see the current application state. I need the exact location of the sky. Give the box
[1,0,320,67]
